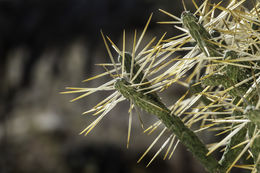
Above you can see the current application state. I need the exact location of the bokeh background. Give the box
[0,0,250,173]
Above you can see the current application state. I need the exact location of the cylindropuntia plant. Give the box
[62,0,260,172]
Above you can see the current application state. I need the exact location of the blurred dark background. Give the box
[0,0,248,173]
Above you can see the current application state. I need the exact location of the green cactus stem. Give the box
[114,78,222,173]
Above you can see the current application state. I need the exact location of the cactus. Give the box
[62,1,260,172]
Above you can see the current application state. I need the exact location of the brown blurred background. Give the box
[0,0,249,173]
